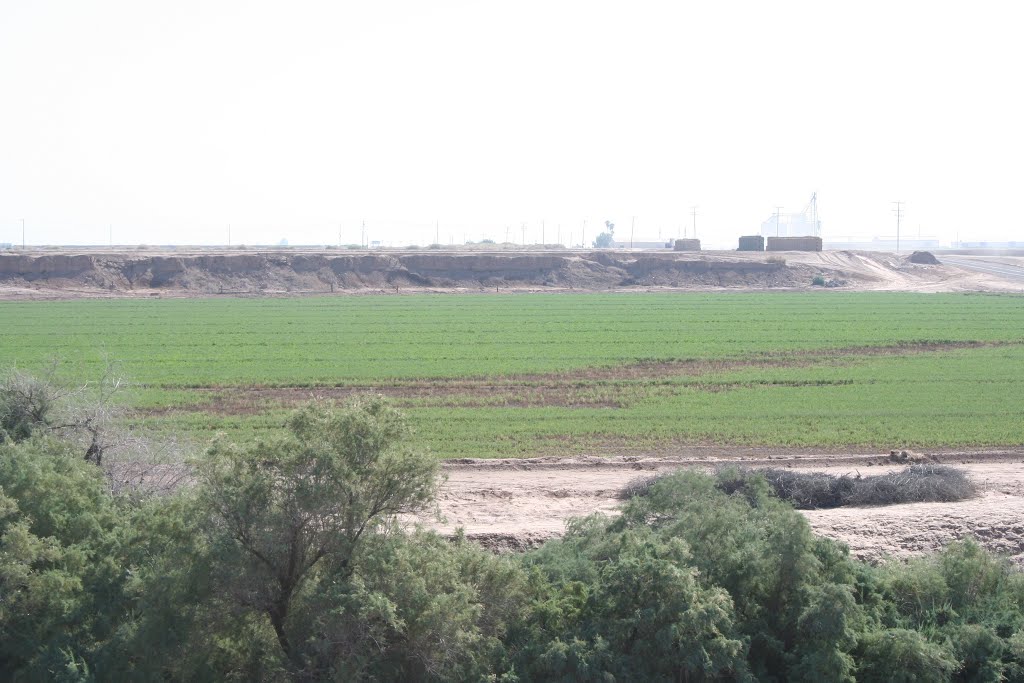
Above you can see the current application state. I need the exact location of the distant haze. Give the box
[1,0,1021,247]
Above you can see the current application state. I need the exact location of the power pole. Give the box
[21,218,25,249]
[691,206,698,239]
[521,222,526,245]
[630,216,636,249]
[361,220,366,248]
[541,220,545,246]
[892,201,905,253]
[582,219,586,248]
[775,207,783,237]
[504,225,510,243]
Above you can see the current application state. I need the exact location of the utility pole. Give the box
[691,206,698,239]
[630,216,636,249]
[775,207,783,237]
[541,220,545,246]
[582,219,586,248]
[505,225,510,243]
[361,220,366,248]
[892,201,905,253]
[521,222,526,245]
[338,224,342,248]
[21,218,25,249]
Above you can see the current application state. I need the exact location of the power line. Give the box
[892,201,905,253]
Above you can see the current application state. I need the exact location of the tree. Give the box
[0,369,61,443]
[0,437,130,679]
[593,220,615,248]
[0,365,127,466]
[195,397,439,665]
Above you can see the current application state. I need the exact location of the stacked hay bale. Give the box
[737,235,765,251]
[673,239,701,251]
[766,236,822,252]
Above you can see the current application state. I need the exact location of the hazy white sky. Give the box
[1,0,1022,247]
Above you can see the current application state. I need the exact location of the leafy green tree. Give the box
[0,437,131,679]
[195,397,439,666]
[592,220,615,248]
[290,530,526,680]
[516,515,748,681]
[856,629,959,682]
[613,469,865,679]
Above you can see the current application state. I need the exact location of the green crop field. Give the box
[2,292,1023,457]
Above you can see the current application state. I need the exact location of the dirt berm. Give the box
[0,248,992,297]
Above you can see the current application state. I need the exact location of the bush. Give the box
[0,370,57,443]
[847,465,976,506]
[812,275,827,286]
[856,629,959,682]
[719,467,857,509]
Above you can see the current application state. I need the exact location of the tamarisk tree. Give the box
[195,396,439,664]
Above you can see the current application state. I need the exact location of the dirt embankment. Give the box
[0,248,997,298]
[429,450,1024,565]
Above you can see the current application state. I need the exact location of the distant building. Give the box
[0,243,12,250]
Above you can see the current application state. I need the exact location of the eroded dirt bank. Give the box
[429,449,1024,565]
[1,248,1014,298]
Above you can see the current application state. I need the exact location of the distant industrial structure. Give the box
[760,193,821,238]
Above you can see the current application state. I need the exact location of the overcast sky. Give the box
[1,0,1021,247]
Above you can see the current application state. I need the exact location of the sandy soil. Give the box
[428,450,1024,565]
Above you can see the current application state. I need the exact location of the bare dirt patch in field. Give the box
[135,340,1019,416]
[427,449,1024,564]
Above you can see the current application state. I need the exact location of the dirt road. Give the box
[429,449,1024,565]
[942,255,1024,283]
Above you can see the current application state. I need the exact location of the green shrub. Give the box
[856,629,959,682]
